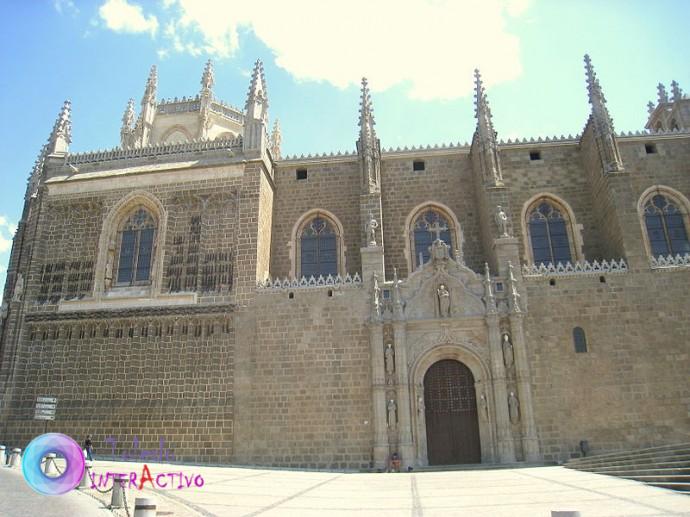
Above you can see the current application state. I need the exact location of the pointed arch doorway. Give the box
[424,359,481,465]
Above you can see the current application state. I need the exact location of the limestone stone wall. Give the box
[271,159,362,278]
[380,152,483,277]
[235,287,372,469]
[524,270,690,462]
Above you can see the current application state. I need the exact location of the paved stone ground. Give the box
[3,460,689,516]
[0,464,110,517]
[84,461,690,517]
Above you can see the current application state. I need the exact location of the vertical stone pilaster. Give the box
[369,324,388,468]
[487,313,516,462]
[509,312,540,461]
[392,322,415,467]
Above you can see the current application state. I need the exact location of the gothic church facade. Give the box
[1,56,689,469]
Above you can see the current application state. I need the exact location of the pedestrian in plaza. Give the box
[84,434,94,461]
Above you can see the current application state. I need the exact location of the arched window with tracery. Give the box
[411,208,454,269]
[300,215,338,278]
[643,193,690,257]
[116,207,157,285]
[527,200,573,265]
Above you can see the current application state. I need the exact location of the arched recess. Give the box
[404,201,463,272]
[410,343,495,466]
[521,193,584,265]
[94,191,167,297]
[289,209,347,278]
[160,125,192,144]
[637,185,690,259]
[215,131,235,140]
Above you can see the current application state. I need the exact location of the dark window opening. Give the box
[528,201,573,266]
[296,169,308,180]
[529,151,542,161]
[645,143,657,154]
[644,194,690,257]
[549,279,556,286]
[327,289,333,297]
[300,216,338,278]
[116,208,156,286]
[495,282,504,292]
[412,209,453,268]
[599,276,606,283]
[413,160,425,171]
[573,327,588,353]
[288,291,294,299]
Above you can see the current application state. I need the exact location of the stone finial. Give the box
[657,83,669,104]
[483,262,497,314]
[583,54,623,173]
[47,100,72,155]
[245,59,268,119]
[473,69,503,185]
[121,98,135,130]
[671,80,684,103]
[270,119,282,159]
[143,65,157,105]
[647,101,655,115]
[507,261,521,313]
[201,59,214,92]
[358,77,376,143]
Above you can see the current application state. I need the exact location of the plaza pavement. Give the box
[3,459,690,516]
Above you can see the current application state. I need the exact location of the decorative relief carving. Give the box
[508,391,521,424]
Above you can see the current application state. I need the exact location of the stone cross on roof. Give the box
[426,220,448,241]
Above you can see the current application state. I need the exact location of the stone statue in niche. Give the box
[508,391,520,424]
[436,284,451,318]
[479,393,489,420]
[417,395,425,414]
[502,333,514,369]
[384,343,395,379]
[387,399,397,428]
[104,240,115,290]
[12,274,24,302]
[365,212,379,247]
[495,205,510,237]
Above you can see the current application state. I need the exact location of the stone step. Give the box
[567,443,690,466]
[648,482,690,493]
[567,451,690,469]
[622,474,690,483]
[568,443,690,462]
[412,461,553,472]
[570,455,690,471]
[586,466,690,477]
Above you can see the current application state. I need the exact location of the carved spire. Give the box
[143,65,157,105]
[200,59,214,92]
[270,119,282,159]
[356,77,381,192]
[243,59,269,152]
[47,100,72,155]
[245,59,268,122]
[507,261,522,313]
[647,101,655,115]
[473,69,503,185]
[583,54,623,173]
[120,98,136,149]
[657,83,669,104]
[671,80,684,103]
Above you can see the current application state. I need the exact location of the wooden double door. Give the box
[424,359,481,465]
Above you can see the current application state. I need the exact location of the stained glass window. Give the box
[300,216,337,278]
[412,210,452,268]
[528,202,572,265]
[116,208,156,285]
[644,194,690,257]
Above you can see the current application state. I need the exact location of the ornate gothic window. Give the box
[411,209,453,269]
[300,216,338,278]
[116,208,157,285]
[643,193,690,257]
[527,201,573,265]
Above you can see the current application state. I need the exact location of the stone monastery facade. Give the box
[1,56,689,469]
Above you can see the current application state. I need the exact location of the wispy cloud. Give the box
[97,0,531,100]
[98,0,159,37]
[54,0,79,16]
[0,216,16,254]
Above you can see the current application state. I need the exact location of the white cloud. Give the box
[154,0,531,100]
[99,0,159,37]
[0,216,16,254]
[54,0,79,16]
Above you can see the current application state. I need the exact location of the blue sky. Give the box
[0,0,689,299]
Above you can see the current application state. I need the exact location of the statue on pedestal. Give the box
[437,284,451,318]
[365,213,379,246]
[384,343,395,383]
[387,399,397,428]
[508,391,520,424]
[502,333,514,368]
[495,205,510,237]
